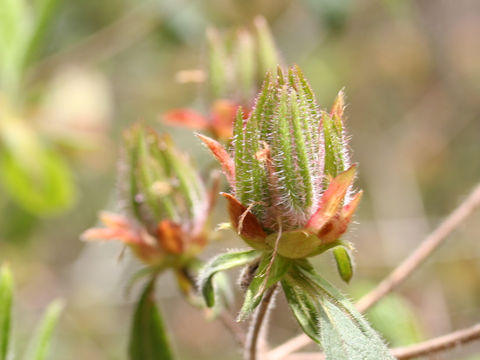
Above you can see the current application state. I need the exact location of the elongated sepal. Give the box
[221,193,269,250]
[333,246,354,283]
[306,165,358,242]
[163,109,209,130]
[128,279,174,360]
[198,250,261,308]
[330,89,345,120]
[197,134,235,186]
[282,262,395,360]
[238,253,291,320]
[342,190,363,220]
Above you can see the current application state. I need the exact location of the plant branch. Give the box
[356,182,480,313]
[246,285,277,360]
[391,322,480,359]
[277,322,480,360]
[267,183,480,359]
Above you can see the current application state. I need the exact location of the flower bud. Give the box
[199,66,361,259]
[82,124,210,267]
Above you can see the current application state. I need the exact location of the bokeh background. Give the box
[1,0,480,359]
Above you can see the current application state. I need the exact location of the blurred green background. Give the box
[0,0,479,359]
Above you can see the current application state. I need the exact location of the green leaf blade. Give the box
[198,250,261,307]
[239,253,291,320]
[25,299,64,360]
[284,262,395,360]
[0,265,13,360]
[128,280,174,360]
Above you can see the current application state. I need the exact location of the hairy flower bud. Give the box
[82,124,210,267]
[199,66,362,259]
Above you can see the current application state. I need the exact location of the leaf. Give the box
[238,252,291,320]
[198,250,261,307]
[0,145,76,216]
[282,262,395,360]
[333,246,353,283]
[0,0,27,89]
[24,299,64,360]
[0,265,13,360]
[128,279,174,360]
[21,0,59,70]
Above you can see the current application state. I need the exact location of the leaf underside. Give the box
[282,261,394,360]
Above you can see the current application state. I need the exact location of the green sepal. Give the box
[333,246,354,283]
[128,278,175,360]
[322,111,346,180]
[238,252,291,320]
[198,250,261,308]
[282,261,394,360]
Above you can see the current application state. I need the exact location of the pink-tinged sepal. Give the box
[306,164,357,232]
[330,89,345,119]
[221,193,269,250]
[81,212,141,245]
[342,190,363,221]
[210,99,239,140]
[197,133,235,187]
[163,109,210,130]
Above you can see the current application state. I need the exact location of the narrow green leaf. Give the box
[281,277,320,341]
[25,299,64,360]
[239,252,291,320]
[128,279,174,360]
[198,250,261,307]
[0,0,27,90]
[333,246,353,283]
[21,0,59,70]
[283,262,395,360]
[0,265,13,360]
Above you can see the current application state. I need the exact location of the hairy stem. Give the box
[267,183,480,359]
[245,285,277,360]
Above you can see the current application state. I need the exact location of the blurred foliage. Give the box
[0,265,63,360]
[0,0,479,359]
